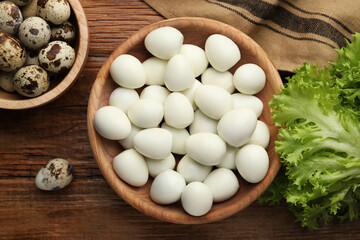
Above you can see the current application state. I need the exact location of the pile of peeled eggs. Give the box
[94,26,270,217]
[0,0,76,97]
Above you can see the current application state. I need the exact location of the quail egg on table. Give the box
[0,72,16,92]
[0,33,26,72]
[0,1,23,35]
[51,21,76,43]
[38,40,75,73]
[18,16,51,50]
[35,158,74,191]
[13,64,49,97]
[37,0,71,25]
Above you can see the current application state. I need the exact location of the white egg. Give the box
[144,26,184,60]
[161,123,189,155]
[235,144,269,183]
[201,67,235,93]
[164,54,195,91]
[142,57,167,85]
[194,85,232,120]
[110,54,146,89]
[164,92,194,129]
[118,124,142,149]
[146,154,176,178]
[133,128,172,159]
[181,182,213,216]
[180,79,202,109]
[203,168,239,202]
[179,44,208,77]
[150,169,186,204]
[127,99,164,128]
[185,132,226,166]
[189,109,218,134]
[217,108,257,147]
[216,144,238,170]
[140,85,170,104]
[113,149,149,187]
[109,87,140,113]
[231,93,263,117]
[247,120,270,148]
[205,34,241,72]
[94,106,131,140]
[177,154,212,183]
[233,63,266,94]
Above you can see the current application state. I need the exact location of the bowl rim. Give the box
[0,0,89,110]
[87,17,283,224]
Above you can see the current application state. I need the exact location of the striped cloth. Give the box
[144,0,359,71]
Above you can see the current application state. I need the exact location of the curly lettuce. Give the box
[259,33,360,230]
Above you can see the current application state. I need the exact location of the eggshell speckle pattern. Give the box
[13,65,49,97]
[51,21,76,43]
[35,158,73,191]
[19,16,51,50]
[39,40,75,73]
[0,1,23,35]
[37,0,71,25]
[0,33,26,72]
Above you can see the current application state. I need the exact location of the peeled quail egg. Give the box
[164,54,194,91]
[146,154,176,178]
[113,149,148,187]
[110,54,146,89]
[0,33,26,72]
[231,93,263,117]
[201,67,235,93]
[94,106,131,140]
[142,57,167,85]
[13,65,49,97]
[247,120,270,148]
[233,63,266,94]
[203,168,239,202]
[180,79,202,109]
[181,182,213,216]
[127,99,164,128]
[189,109,218,135]
[179,44,208,77]
[35,158,73,191]
[185,132,226,166]
[37,0,71,25]
[205,34,240,72]
[39,40,75,73]
[51,21,75,43]
[0,1,23,35]
[109,87,139,113]
[144,26,183,60]
[140,85,170,104]
[164,92,194,129]
[150,169,186,205]
[216,144,238,170]
[8,0,31,7]
[0,72,15,92]
[118,124,142,149]
[19,16,51,50]
[133,128,172,160]
[161,123,189,155]
[177,154,212,183]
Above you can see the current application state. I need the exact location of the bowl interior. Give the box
[0,0,89,110]
[88,17,282,224]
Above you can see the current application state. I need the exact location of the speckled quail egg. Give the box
[51,21,76,43]
[21,0,38,19]
[0,71,15,92]
[8,0,31,7]
[19,17,51,50]
[13,64,49,97]
[38,40,75,73]
[25,50,39,66]
[35,158,74,191]
[0,33,26,72]
[37,0,71,25]
[0,1,23,35]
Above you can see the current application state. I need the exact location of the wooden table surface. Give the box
[1,0,360,239]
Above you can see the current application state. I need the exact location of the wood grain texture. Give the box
[88,17,282,224]
[1,0,360,239]
[0,0,89,110]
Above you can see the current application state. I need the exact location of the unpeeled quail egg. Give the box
[39,40,75,73]
[19,16,51,50]
[51,21,76,43]
[13,65,49,97]
[0,33,26,72]
[0,1,23,35]
[37,0,71,25]
[35,158,74,191]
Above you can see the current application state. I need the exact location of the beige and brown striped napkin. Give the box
[144,0,360,71]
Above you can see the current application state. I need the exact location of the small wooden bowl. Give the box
[88,17,282,224]
[0,0,89,110]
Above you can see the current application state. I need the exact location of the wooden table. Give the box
[1,0,359,239]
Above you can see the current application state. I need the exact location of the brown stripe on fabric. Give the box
[206,0,337,48]
[280,0,353,34]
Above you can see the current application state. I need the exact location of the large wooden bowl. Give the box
[88,17,282,224]
[0,0,89,110]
